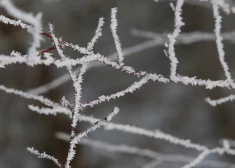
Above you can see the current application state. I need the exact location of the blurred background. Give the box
[1,0,235,167]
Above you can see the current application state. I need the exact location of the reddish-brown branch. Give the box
[40,31,80,51]
[38,47,56,55]
[41,31,52,39]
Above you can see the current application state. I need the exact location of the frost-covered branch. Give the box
[213,3,233,83]
[56,133,235,168]
[155,0,235,14]
[30,103,209,152]
[0,51,54,67]
[181,139,235,168]
[0,84,58,107]
[65,107,119,168]
[0,15,31,29]
[202,3,235,106]
[1,1,235,167]
[0,0,42,65]
[57,132,233,168]
[49,23,89,168]
[27,147,61,168]
[28,28,235,95]
[26,38,173,95]
[166,0,185,80]
[28,105,72,117]
[71,65,87,128]
[82,76,151,107]
[205,94,235,106]
[111,8,124,66]
[87,17,104,51]
[68,112,208,152]
[49,24,75,83]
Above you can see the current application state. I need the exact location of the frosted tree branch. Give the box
[0,51,54,67]
[56,133,235,168]
[155,0,235,14]
[1,1,235,167]
[0,0,42,65]
[111,8,124,66]
[0,15,31,29]
[49,23,76,82]
[28,105,72,117]
[65,107,119,168]
[71,64,87,128]
[212,3,233,83]
[205,94,235,106]
[28,28,235,95]
[87,17,105,51]
[27,147,62,168]
[167,0,185,80]
[0,85,58,107]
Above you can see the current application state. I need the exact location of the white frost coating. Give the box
[57,132,235,168]
[0,0,39,26]
[29,28,235,95]
[181,144,235,168]
[65,107,119,168]
[55,54,101,67]
[29,103,208,152]
[27,147,61,168]
[61,96,70,107]
[27,13,42,65]
[167,0,185,80]
[61,113,235,156]
[2,1,235,167]
[205,9,235,108]
[0,51,54,67]
[74,114,208,151]
[0,85,58,107]
[111,8,124,66]
[0,0,42,66]
[87,17,105,51]
[72,64,87,128]
[225,139,235,148]
[50,23,90,168]
[205,94,235,106]
[82,76,150,108]
[213,3,233,82]
[28,39,167,95]
[181,150,211,168]
[153,0,235,14]
[181,146,235,168]
[27,105,235,167]
[49,23,77,82]
[173,75,229,89]
[0,15,31,29]
[48,24,65,59]
[42,53,55,65]
[81,73,228,108]
[0,53,26,67]
[63,42,91,55]
[55,53,148,77]
[28,105,72,117]
[210,0,231,14]
[222,139,230,151]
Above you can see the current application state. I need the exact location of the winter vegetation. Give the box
[2,0,235,167]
